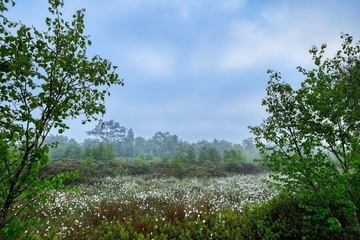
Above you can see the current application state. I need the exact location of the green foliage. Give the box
[0,0,122,236]
[242,137,259,161]
[249,33,360,235]
[42,159,125,185]
[198,145,222,163]
[47,136,83,159]
[23,207,249,239]
[238,192,342,239]
[184,145,197,163]
[84,142,117,161]
[86,220,130,240]
[120,128,135,157]
[81,156,97,170]
[221,149,246,169]
[83,126,259,161]
[133,153,151,174]
[43,158,264,181]
[86,120,127,143]
[169,153,186,177]
[151,132,181,158]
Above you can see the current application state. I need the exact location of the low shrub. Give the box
[41,159,126,185]
[238,192,354,239]
[42,158,267,184]
[57,209,246,239]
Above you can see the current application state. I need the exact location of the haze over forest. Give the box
[7,0,360,143]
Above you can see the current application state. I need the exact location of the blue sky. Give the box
[6,0,360,143]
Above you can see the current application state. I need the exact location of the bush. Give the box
[169,153,186,178]
[221,149,246,169]
[41,159,126,185]
[82,142,117,162]
[238,192,356,239]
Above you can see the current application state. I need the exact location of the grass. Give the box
[18,173,276,239]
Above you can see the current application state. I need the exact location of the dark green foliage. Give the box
[121,128,135,157]
[151,132,181,158]
[133,153,151,169]
[47,135,82,159]
[80,157,97,170]
[42,159,264,183]
[41,159,126,185]
[169,153,186,177]
[249,33,360,235]
[238,192,339,239]
[184,145,197,163]
[84,220,130,240]
[82,142,117,161]
[82,124,260,162]
[221,149,246,169]
[198,145,222,163]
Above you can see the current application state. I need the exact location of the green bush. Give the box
[82,142,117,162]
[86,220,131,240]
[41,159,126,185]
[221,149,246,169]
[128,154,151,175]
[238,192,355,240]
[169,153,186,178]
[80,156,97,170]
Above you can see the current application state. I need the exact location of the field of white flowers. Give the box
[21,173,277,239]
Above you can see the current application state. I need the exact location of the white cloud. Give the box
[221,95,266,117]
[216,3,355,72]
[121,43,177,79]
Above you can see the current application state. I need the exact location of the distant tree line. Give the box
[45,120,261,164]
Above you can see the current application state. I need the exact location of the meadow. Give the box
[19,173,276,239]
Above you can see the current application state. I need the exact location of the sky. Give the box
[5,0,360,143]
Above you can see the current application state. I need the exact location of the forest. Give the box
[42,122,264,181]
[46,121,259,161]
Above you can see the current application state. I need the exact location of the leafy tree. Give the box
[133,153,150,169]
[0,0,122,236]
[63,139,82,159]
[47,137,82,159]
[220,149,246,171]
[120,128,135,157]
[134,136,147,155]
[82,138,100,148]
[221,149,246,168]
[249,34,360,234]
[198,145,221,163]
[169,153,186,177]
[185,145,197,163]
[212,139,234,154]
[45,135,82,159]
[151,132,179,158]
[93,142,117,161]
[44,134,68,146]
[241,137,259,160]
[82,145,93,160]
[82,142,116,161]
[86,120,127,143]
[45,135,69,159]
[0,0,13,13]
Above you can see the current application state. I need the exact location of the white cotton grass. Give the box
[19,173,277,238]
